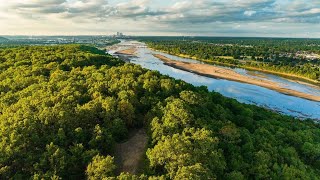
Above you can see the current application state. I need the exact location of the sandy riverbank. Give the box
[115,48,137,56]
[154,54,320,102]
[152,49,320,85]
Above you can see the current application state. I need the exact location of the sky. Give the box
[0,0,320,37]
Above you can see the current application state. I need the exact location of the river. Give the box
[108,40,320,121]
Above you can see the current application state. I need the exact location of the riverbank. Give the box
[242,66,320,85]
[115,48,137,56]
[154,54,320,102]
[151,49,320,85]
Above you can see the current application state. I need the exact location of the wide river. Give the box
[108,40,320,121]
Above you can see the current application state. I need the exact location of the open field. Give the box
[215,56,235,59]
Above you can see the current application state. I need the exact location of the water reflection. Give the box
[109,40,320,120]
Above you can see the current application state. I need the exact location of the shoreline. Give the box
[115,48,137,56]
[241,66,320,85]
[150,49,320,85]
[153,54,320,102]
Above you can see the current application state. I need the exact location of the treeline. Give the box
[0,45,319,179]
[0,37,120,47]
[145,40,320,81]
[137,36,320,53]
[0,37,8,42]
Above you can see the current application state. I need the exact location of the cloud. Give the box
[114,0,166,18]
[2,0,319,24]
[0,0,319,36]
[244,11,256,16]
[9,0,67,14]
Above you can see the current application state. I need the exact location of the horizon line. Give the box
[1,35,320,39]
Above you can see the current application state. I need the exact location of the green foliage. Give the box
[145,39,320,81]
[0,45,319,179]
[0,37,8,42]
[145,91,320,179]
[86,155,116,180]
[147,128,225,179]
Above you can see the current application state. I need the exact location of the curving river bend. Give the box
[108,40,320,121]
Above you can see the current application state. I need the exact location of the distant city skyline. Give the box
[1,0,320,37]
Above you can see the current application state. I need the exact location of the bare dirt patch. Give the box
[114,129,148,175]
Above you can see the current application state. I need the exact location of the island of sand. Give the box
[115,48,137,56]
[153,54,320,102]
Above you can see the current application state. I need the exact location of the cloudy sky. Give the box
[0,0,320,37]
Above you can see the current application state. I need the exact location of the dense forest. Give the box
[144,38,320,82]
[138,36,320,51]
[0,45,320,179]
[0,37,8,42]
[0,36,120,47]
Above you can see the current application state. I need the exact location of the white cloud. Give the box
[0,0,319,36]
[244,10,256,16]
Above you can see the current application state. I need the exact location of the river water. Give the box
[108,40,320,121]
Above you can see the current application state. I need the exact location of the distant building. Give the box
[116,32,124,38]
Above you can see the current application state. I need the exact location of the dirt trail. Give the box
[154,54,320,102]
[114,129,148,174]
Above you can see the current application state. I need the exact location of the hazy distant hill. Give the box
[0,37,8,42]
